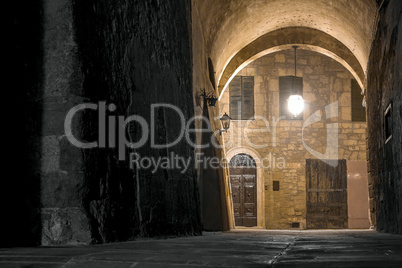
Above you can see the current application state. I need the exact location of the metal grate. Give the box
[229,154,256,167]
[273,181,280,191]
[291,222,300,228]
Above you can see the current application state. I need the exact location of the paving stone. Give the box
[0,230,401,267]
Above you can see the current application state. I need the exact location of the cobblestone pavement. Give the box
[1,230,401,267]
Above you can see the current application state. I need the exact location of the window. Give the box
[229,76,254,120]
[229,153,256,167]
[208,58,216,90]
[279,76,303,120]
[351,79,366,121]
[384,102,392,144]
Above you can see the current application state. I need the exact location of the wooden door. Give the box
[306,159,348,229]
[229,154,257,227]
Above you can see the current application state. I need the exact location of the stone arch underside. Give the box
[193,0,378,231]
[218,27,367,99]
[193,0,377,97]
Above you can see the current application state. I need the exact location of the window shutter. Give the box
[242,76,254,120]
[293,77,303,95]
[279,77,292,117]
[351,79,366,122]
[230,76,242,120]
[279,76,303,119]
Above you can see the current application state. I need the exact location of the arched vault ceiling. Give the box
[194,0,377,90]
[217,27,367,98]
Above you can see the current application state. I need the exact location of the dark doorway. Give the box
[306,159,348,229]
[229,154,257,227]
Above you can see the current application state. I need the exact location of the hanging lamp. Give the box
[287,46,305,117]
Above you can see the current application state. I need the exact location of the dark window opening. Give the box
[384,102,392,144]
[273,181,280,191]
[291,222,300,228]
[351,79,366,122]
[208,58,216,90]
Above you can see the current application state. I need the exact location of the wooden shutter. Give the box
[230,76,242,120]
[306,159,348,229]
[351,79,366,122]
[279,76,303,119]
[229,76,254,120]
[242,76,254,120]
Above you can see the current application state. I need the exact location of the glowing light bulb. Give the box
[288,95,304,117]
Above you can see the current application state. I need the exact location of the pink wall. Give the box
[347,161,371,229]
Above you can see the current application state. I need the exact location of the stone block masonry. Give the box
[221,49,368,229]
[366,0,402,234]
[6,0,202,246]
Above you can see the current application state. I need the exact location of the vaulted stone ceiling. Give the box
[194,0,377,94]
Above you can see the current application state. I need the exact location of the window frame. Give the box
[229,76,255,120]
[351,79,366,122]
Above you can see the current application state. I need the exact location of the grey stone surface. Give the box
[0,230,401,267]
[366,0,402,234]
[7,0,203,247]
[41,207,91,246]
[14,0,203,246]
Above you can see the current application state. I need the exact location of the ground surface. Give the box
[1,230,401,267]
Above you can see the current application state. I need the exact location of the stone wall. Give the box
[72,0,202,243]
[220,49,368,229]
[192,0,233,231]
[366,0,402,234]
[38,0,91,246]
[5,0,44,247]
[7,0,203,246]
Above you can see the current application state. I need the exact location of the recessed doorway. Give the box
[229,154,257,227]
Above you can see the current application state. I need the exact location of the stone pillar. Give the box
[40,0,91,245]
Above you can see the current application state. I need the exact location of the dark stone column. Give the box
[40,0,90,245]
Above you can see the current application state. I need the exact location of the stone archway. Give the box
[226,147,265,228]
[229,154,257,227]
[217,27,367,99]
[193,0,377,94]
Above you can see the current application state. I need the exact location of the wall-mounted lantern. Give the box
[287,46,305,117]
[206,95,218,107]
[219,112,231,134]
[200,89,218,107]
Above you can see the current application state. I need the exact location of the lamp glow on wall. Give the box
[287,46,304,117]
